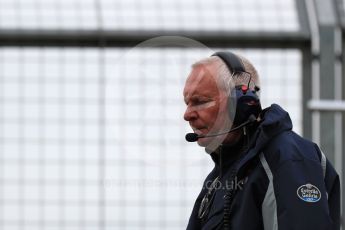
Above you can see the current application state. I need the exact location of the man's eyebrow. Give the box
[185,95,211,103]
[191,95,211,99]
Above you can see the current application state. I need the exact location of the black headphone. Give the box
[211,51,262,126]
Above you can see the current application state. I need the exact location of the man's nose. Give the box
[184,106,197,121]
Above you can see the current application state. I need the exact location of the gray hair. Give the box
[191,54,260,95]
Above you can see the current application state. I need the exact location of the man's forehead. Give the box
[188,64,217,80]
[183,66,219,97]
[183,80,204,98]
[183,82,220,102]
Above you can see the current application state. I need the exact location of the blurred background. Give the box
[0,0,344,229]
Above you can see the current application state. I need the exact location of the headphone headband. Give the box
[211,51,245,74]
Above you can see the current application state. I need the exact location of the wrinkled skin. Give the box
[183,63,241,149]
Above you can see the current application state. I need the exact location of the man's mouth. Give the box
[193,128,207,135]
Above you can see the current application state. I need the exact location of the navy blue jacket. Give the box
[186,104,340,230]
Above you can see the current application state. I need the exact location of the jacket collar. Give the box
[207,104,293,177]
[236,104,293,171]
[209,137,246,178]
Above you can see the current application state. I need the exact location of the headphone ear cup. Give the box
[228,87,262,126]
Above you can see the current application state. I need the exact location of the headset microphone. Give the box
[185,115,257,142]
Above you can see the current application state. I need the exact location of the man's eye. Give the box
[185,97,212,107]
[193,99,210,106]
[195,100,206,105]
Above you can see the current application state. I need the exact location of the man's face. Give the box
[183,64,233,147]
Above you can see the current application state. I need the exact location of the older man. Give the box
[184,51,340,230]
